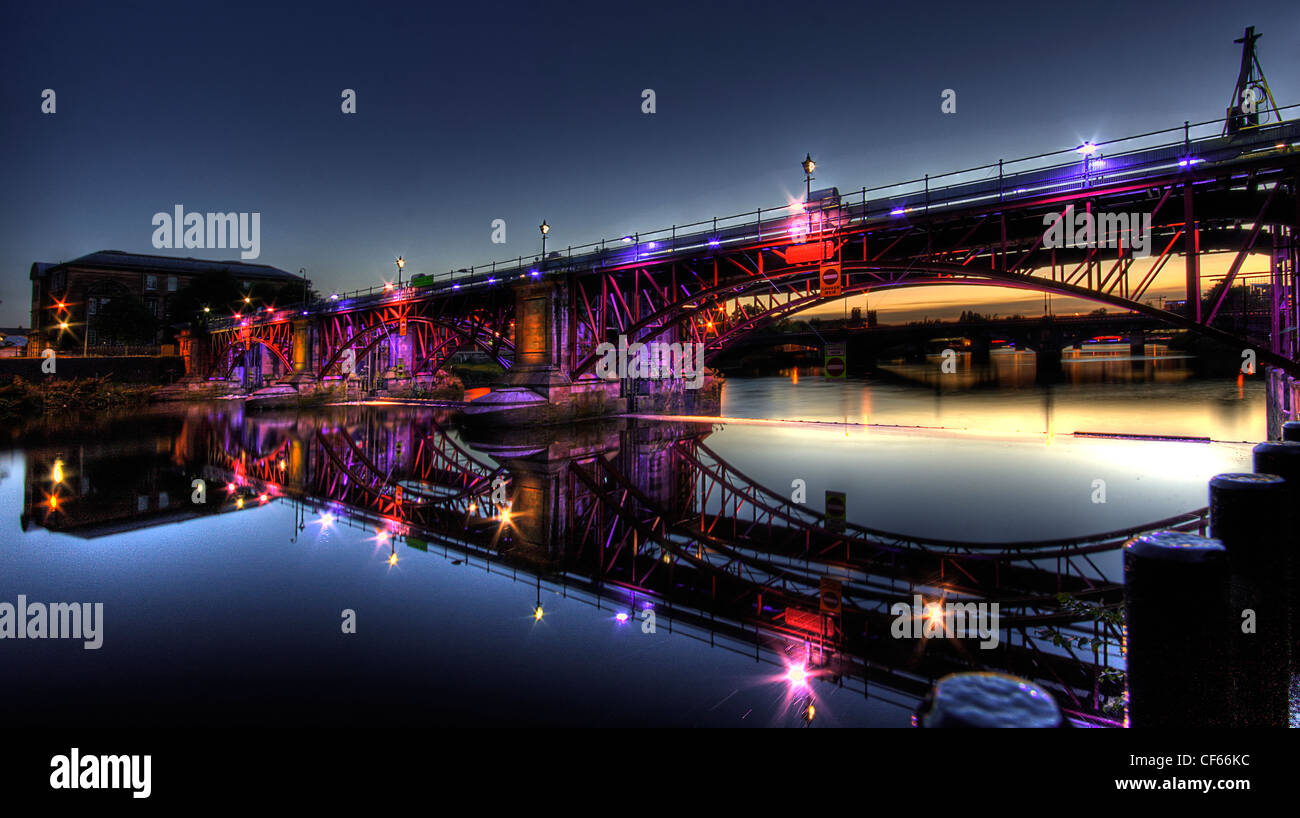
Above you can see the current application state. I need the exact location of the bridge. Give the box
[714,312,1187,374]
[180,106,1300,426]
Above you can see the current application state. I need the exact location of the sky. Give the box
[2,0,1298,327]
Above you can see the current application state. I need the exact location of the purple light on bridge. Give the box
[614,612,629,624]
[890,207,906,216]
[1077,141,1098,155]
[645,241,657,249]
[708,238,721,247]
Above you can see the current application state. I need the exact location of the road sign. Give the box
[820,577,842,615]
[820,264,842,297]
[394,485,403,505]
[825,342,846,379]
[825,490,846,532]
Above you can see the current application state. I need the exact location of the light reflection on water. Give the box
[0,354,1267,727]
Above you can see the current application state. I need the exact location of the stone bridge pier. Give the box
[461,278,620,425]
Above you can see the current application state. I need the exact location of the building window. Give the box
[145,274,158,291]
[167,276,178,292]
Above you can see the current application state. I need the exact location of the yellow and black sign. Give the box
[825,490,846,533]
[820,264,842,297]
[825,342,846,379]
[820,576,842,615]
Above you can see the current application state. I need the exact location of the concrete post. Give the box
[1209,472,1290,726]
[1123,530,1232,727]
[916,672,1063,728]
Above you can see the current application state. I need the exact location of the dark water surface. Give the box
[0,357,1267,726]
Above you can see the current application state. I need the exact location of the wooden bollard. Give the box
[915,672,1063,728]
[1252,440,1300,653]
[1209,473,1290,726]
[1124,530,1232,727]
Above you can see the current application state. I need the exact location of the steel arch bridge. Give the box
[192,112,1300,400]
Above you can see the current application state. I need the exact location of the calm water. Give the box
[0,352,1269,726]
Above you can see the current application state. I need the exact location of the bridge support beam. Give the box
[280,318,318,385]
[463,278,624,426]
[1129,330,1146,358]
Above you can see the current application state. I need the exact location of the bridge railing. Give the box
[211,104,1300,332]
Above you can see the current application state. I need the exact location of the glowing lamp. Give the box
[802,153,815,174]
[787,664,809,688]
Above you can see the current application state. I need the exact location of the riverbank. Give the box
[0,376,158,419]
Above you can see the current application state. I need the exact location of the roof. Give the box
[31,251,300,283]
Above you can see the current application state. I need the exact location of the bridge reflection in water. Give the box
[21,406,1211,726]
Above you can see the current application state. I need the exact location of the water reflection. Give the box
[5,403,1236,726]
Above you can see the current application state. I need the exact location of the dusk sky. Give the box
[3,0,1298,327]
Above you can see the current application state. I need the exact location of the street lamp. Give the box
[539,221,550,271]
[395,256,405,288]
[802,153,816,233]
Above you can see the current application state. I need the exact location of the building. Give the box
[30,250,304,350]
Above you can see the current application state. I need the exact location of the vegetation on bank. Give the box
[0,376,158,418]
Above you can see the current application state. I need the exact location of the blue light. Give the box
[890,207,906,216]
[708,238,721,247]
[621,236,634,244]
[645,241,657,249]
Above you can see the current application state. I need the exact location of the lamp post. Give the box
[299,268,309,307]
[802,153,816,234]
[539,221,550,271]
[395,256,405,289]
